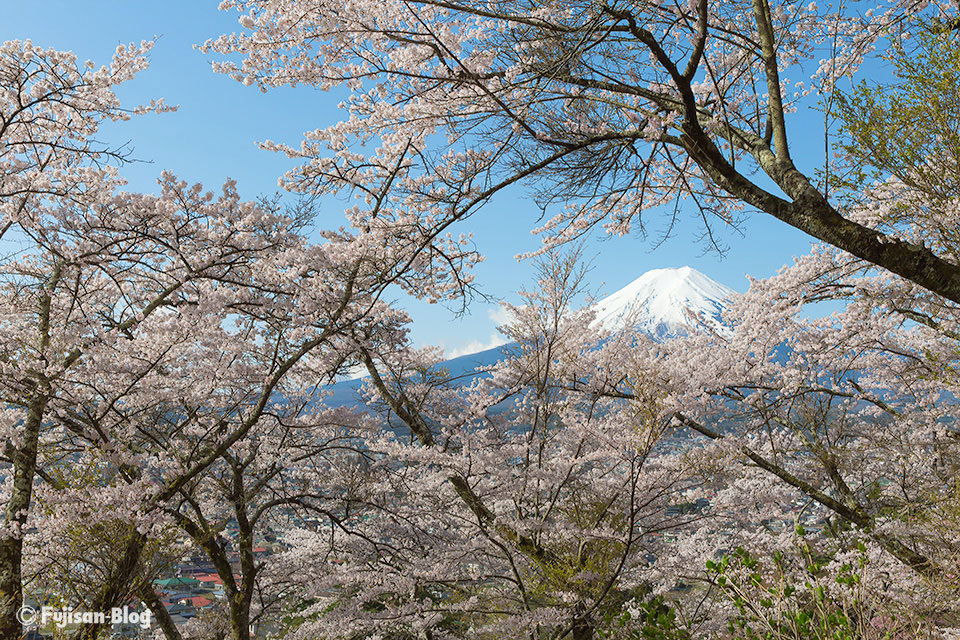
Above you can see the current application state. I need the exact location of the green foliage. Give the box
[838,27,960,194]
[836,25,960,258]
[597,595,690,640]
[524,497,630,599]
[705,541,888,640]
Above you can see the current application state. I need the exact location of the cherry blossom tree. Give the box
[0,38,168,234]
[0,38,174,639]
[0,174,319,637]
[257,253,714,639]
[152,403,380,640]
[531,44,960,615]
[199,5,960,635]
[0,156,484,639]
[631,26,960,633]
[8,3,960,638]
[649,243,960,635]
[206,0,960,302]
[0,34,483,639]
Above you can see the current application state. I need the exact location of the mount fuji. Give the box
[590,266,736,338]
[324,267,737,405]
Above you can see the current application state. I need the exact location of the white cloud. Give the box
[340,363,368,381]
[443,303,519,358]
[488,303,517,327]
[446,332,510,359]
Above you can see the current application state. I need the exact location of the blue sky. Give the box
[4,2,825,357]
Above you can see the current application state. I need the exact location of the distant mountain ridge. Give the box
[323,267,736,406]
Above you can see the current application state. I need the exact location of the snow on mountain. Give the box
[590,266,736,338]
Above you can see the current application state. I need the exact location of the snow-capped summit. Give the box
[590,266,736,338]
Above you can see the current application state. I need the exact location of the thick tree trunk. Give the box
[72,532,146,640]
[231,475,255,640]
[678,116,960,305]
[0,267,60,640]
[626,5,960,306]
[229,606,251,640]
[0,392,48,640]
[571,603,594,640]
[140,584,183,640]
